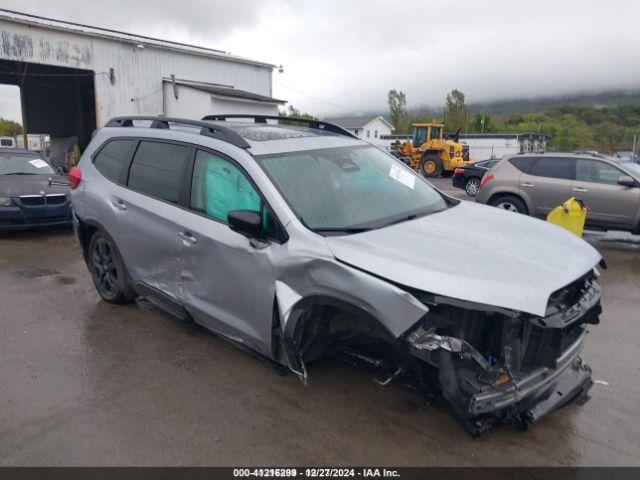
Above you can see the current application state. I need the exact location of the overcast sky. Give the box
[1,0,639,121]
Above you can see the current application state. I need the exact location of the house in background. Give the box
[323,115,394,147]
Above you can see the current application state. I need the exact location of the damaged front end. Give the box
[404,269,601,434]
[282,268,601,435]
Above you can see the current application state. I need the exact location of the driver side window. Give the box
[576,160,622,185]
[190,150,285,241]
[191,150,261,222]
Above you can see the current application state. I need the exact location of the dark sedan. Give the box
[452,159,501,196]
[0,148,71,230]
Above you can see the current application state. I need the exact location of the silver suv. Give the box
[476,152,640,233]
[71,115,603,433]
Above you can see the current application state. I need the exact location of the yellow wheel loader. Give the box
[396,121,475,177]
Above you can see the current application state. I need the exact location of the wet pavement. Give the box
[1,207,639,466]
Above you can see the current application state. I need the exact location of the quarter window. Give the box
[509,156,536,173]
[528,157,573,180]
[93,139,134,182]
[127,141,189,203]
[576,160,623,185]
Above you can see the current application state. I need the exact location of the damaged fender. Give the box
[273,252,429,381]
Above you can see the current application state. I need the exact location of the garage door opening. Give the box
[0,59,96,168]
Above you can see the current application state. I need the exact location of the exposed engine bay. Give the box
[288,270,601,435]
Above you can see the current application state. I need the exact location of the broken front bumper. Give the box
[467,326,590,417]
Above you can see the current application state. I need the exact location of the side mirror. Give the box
[228,210,262,238]
[617,175,638,188]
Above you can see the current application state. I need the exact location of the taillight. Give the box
[454,168,465,175]
[479,174,494,190]
[68,167,82,189]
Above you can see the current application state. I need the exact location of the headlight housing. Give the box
[0,197,15,207]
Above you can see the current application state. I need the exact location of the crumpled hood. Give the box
[0,174,69,196]
[325,201,602,317]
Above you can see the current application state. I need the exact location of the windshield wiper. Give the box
[4,172,38,175]
[313,227,372,235]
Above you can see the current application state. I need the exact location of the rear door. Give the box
[573,159,640,229]
[114,139,191,300]
[519,157,573,218]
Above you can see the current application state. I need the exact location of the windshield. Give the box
[258,146,448,232]
[621,162,640,177]
[0,154,55,175]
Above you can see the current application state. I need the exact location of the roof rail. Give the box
[202,114,358,139]
[104,116,251,149]
[574,150,606,158]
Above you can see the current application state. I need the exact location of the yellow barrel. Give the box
[546,197,588,237]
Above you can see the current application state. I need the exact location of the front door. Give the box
[573,159,640,229]
[176,149,283,357]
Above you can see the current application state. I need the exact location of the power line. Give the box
[274,80,364,114]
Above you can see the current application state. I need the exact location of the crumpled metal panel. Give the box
[272,229,430,341]
[325,201,602,317]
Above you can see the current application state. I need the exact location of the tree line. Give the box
[388,90,640,153]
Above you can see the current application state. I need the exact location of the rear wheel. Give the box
[88,230,135,303]
[465,177,481,196]
[419,155,443,177]
[490,195,527,214]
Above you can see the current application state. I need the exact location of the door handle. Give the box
[573,187,588,193]
[521,182,535,188]
[178,231,197,245]
[112,198,127,210]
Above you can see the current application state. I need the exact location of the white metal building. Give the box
[457,133,548,161]
[379,133,549,159]
[323,115,394,147]
[0,8,284,154]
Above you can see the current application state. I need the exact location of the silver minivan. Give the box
[70,116,603,434]
[476,152,640,233]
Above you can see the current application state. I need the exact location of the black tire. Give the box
[490,195,528,214]
[419,155,443,177]
[88,230,136,303]
[465,177,481,197]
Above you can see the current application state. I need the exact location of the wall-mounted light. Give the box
[135,44,145,51]
[109,68,115,85]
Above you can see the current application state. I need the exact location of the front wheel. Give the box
[465,177,480,196]
[419,155,443,177]
[88,230,135,303]
[490,195,527,214]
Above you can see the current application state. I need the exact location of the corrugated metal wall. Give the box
[0,19,274,127]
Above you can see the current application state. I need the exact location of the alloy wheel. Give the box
[91,238,118,296]
[465,178,480,196]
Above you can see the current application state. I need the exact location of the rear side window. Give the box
[509,156,537,173]
[93,139,134,182]
[127,141,189,203]
[528,157,573,180]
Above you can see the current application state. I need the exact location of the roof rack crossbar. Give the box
[104,116,251,149]
[202,114,358,139]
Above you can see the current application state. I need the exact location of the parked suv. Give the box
[476,152,640,233]
[71,116,603,433]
